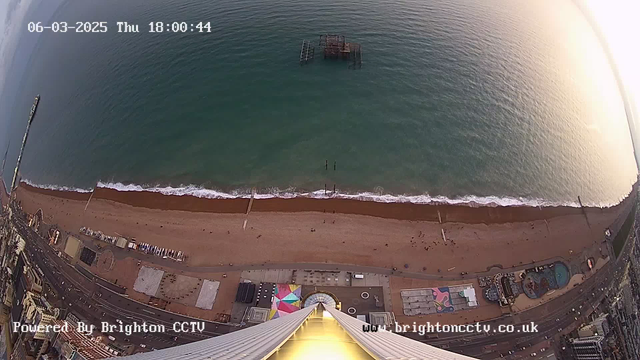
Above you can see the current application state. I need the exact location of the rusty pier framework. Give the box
[320,34,362,69]
[299,34,362,69]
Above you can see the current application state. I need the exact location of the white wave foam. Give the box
[21,179,93,193]
[96,181,239,199]
[21,179,610,207]
[95,181,584,208]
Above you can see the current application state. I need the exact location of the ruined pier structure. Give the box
[319,34,362,69]
[299,34,362,69]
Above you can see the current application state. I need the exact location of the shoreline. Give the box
[18,181,636,224]
[14,179,632,275]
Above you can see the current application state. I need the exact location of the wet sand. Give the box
[14,182,636,274]
[24,183,603,224]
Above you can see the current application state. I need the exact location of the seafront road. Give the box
[9,200,635,358]
[11,213,239,352]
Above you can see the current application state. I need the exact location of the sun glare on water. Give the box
[584,0,640,119]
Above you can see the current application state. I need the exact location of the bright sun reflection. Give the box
[268,308,372,360]
[583,0,640,120]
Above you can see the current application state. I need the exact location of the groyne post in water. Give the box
[246,187,256,215]
[10,95,40,196]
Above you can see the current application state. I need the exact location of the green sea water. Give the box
[1,0,637,206]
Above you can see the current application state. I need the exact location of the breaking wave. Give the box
[17,179,603,207]
[22,179,93,193]
[92,181,583,208]
[18,179,591,207]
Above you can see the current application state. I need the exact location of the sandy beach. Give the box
[14,182,635,274]
[20,183,608,223]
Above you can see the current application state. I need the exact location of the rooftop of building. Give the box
[50,320,114,359]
